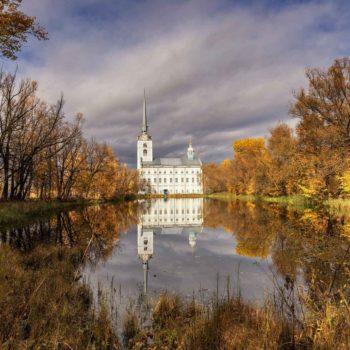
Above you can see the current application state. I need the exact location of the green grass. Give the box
[206,193,314,208]
[324,198,350,216]
[207,192,350,216]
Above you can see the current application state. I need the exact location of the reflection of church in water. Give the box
[137,198,203,294]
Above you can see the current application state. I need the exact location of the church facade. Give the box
[137,94,203,195]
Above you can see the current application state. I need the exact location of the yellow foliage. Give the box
[338,170,350,194]
[233,138,266,154]
[298,177,324,198]
[341,223,350,240]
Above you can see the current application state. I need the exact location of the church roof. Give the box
[143,155,201,167]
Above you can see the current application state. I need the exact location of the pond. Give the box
[1,197,349,338]
[84,198,285,308]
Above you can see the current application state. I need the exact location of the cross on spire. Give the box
[142,89,148,134]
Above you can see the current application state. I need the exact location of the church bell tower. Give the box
[187,138,194,160]
[137,90,153,169]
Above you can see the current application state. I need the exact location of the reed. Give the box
[122,276,350,349]
[0,245,120,349]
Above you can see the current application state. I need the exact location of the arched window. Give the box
[143,143,147,148]
[143,149,147,156]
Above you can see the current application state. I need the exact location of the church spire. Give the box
[142,89,148,134]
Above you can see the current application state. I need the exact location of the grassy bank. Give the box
[324,198,350,216]
[207,192,350,215]
[207,192,314,208]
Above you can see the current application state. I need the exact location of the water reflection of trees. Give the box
[0,202,139,261]
[203,199,350,300]
[0,202,139,348]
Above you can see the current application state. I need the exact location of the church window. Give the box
[164,178,167,183]
[159,178,162,183]
[181,178,184,183]
[160,210,162,214]
[171,210,173,214]
[143,143,147,148]
[143,149,147,156]
[175,178,178,183]
[170,178,172,183]
[192,178,194,183]
[154,210,157,214]
[186,178,189,183]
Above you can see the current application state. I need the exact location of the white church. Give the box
[137,93,203,195]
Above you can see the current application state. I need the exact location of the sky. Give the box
[4,0,350,166]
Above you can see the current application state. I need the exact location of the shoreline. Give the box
[206,192,350,214]
[0,195,135,226]
[2,193,350,227]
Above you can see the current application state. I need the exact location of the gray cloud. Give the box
[7,0,350,166]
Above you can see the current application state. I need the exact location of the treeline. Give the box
[0,71,139,201]
[204,58,350,199]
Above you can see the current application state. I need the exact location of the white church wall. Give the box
[140,166,203,194]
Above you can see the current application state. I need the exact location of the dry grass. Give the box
[0,245,120,349]
[122,286,350,350]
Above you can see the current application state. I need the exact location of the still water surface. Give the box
[1,197,348,322]
[84,198,280,305]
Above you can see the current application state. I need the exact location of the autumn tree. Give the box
[202,162,226,194]
[267,123,298,196]
[75,142,120,199]
[0,70,137,201]
[232,137,273,195]
[0,0,48,60]
[291,57,350,197]
[114,164,140,197]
